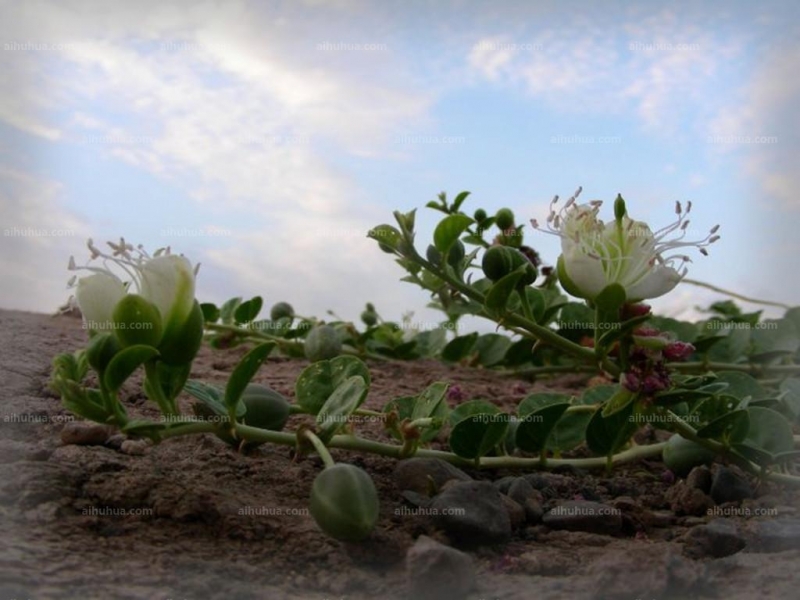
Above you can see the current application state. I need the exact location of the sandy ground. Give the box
[1,309,799,600]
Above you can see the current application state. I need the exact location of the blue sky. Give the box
[1,0,798,331]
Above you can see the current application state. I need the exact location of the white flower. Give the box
[531,188,719,302]
[68,238,199,335]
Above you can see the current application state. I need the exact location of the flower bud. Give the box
[112,294,164,348]
[663,341,695,361]
[270,302,295,321]
[495,208,515,231]
[309,463,379,542]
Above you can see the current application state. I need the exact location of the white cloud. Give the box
[0,165,89,312]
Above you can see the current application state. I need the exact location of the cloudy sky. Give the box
[1,0,798,330]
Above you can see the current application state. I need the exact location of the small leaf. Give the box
[448,399,499,428]
[696,409,750,445]
[515,402,570,453]
[220,297,242,325]
[484,269,525,316]
[234,296,263,324]
[451,190,471,212]
[316,376,369,442]
[433,214,473,254]
[200,302,221,323]
[742,406,794,456]
[449,414,509,459]
[295,356,371,414]
[104,345,159,393]
[586,401,639,456]
[224,343,275,413]
[441,333,478,362]
[411,382,449,421]
[601,388,637,418]
[474,333,512,367]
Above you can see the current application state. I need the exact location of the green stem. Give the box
[663,408,800,486]
[302,429,336,468]
[682,278,792,310]
[146,418,800,486]
[205,322,389,361]
[408,250,621,376]
[144,361,178,416]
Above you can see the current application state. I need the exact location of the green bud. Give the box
[473,208,488,223]
[310,463,379,542]
[157,300,204,365]
[482,246,537,285]
[447,240,465,268]
[112,294,163,348]
[426,244,442,267]
[242,383,291,432]
[270,302,295,321]
[495,208,515,231]
[361,310,378,327]
[614,194,627,223]
[305,325,342,362]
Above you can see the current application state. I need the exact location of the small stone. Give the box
[120,439,149,455]
[394,458,471,496]
[60,422,114,446]
[507,477,535,505]
[747,518,800,553]
[492,476,517,494]
[665,481,714,516]
[500,494,525,529]
[684,518,746,558]
[710,467,753,504]
[405,535,475,600]
[105,434,127,450]
[430,481,512,547]
[542,500,623,536]
[686,465,713,493]
[642,510,676,528]
[523,497,545,524]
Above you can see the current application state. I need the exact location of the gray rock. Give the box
[394,458,471,496]
[684,518,746,558]
[405,535,475,600]
[747,518,800,553]
[492,475,517,494]
[588,543,707,599]
[507,477,535,505]
[686,465,713,494]
[60,422,114,446]
[523,497,545,524]
[665,481,715,516]
[500,494,525,529]
[430,481,512,546]
[710,467,753,504]
[542,500,623,536]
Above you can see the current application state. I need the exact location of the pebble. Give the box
[683,518,746,558]
[500,494,526,529]
[664,481,714,516]
[60,422,114,446]
[710,467,753,504]
[405,535,475,600]
[507,477,536,505]
[430,481,512,546]
[120,439,149,455]
[542,500,623,536]
[686,465,713,494]
[747,518,800,553]
[394,458,471,496]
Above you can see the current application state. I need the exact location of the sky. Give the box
[1,0,798,333]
